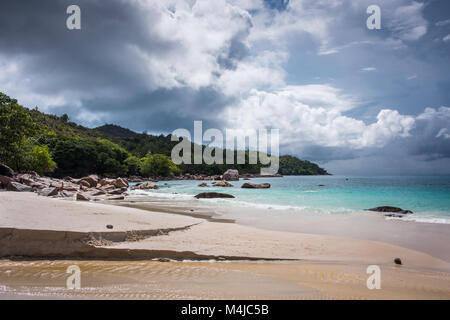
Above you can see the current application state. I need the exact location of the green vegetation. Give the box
[278,155,329,175]
[0,92,329,177]
[0,93,55,174]
[141,153,181,177]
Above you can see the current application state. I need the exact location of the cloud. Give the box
[436,19,450,27]
[0,0,448,174]
[436,128,450,139]
[443,34,450,42]
[387,1,428,41]
[221,84,415,151]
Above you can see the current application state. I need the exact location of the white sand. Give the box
[1,191,449,271]
[0,192,200,232]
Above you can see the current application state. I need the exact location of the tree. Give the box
[140,154,180,177]
[60,114,69,123]
[27,145,57,175]
[0,93,40,169]
[124,156,141,176]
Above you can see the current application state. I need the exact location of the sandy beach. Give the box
[1,191,450,299]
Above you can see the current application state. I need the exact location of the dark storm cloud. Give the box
[79,86,234,133]
[1,0,449,175]
[0,0,248,131]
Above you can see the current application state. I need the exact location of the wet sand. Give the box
[1,260,450,299]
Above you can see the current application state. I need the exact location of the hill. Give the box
[0,92,329,177]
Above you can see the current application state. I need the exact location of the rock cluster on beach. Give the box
[0,163,279,203]
[0,167,130,202]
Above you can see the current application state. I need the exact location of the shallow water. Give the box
[129,176,450,224]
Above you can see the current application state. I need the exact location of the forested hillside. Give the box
[0,92,329,177]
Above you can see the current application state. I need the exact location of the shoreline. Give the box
[1,192,450,299]
[117,192,450,262]
[1,192,449,267]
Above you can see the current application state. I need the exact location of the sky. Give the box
[0,0,449,175]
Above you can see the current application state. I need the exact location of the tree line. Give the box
[0,92,329,178]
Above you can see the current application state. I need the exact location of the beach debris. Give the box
[241,182,271,189]
[212,180,233,187]
[76,192,90,201]
[133,182,159,190]
[198,182,208,187]
[0,163,15,177]
[367,206,413,214]
[223,169,239,181]
[106,224,113,229]
[194,192,235,199]
[394,258,402,265]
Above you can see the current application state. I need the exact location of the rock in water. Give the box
[241,182,271,189]
[0,163,14,177]
[134,182,158,190]
[223,169,239,181]
[198,182,208,187]
[194,192,235,199]
[367,206,413,214]
[212,181,233,187]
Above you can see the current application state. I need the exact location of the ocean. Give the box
[129,175,450,225]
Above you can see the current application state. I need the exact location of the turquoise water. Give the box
[130,176,450,224]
